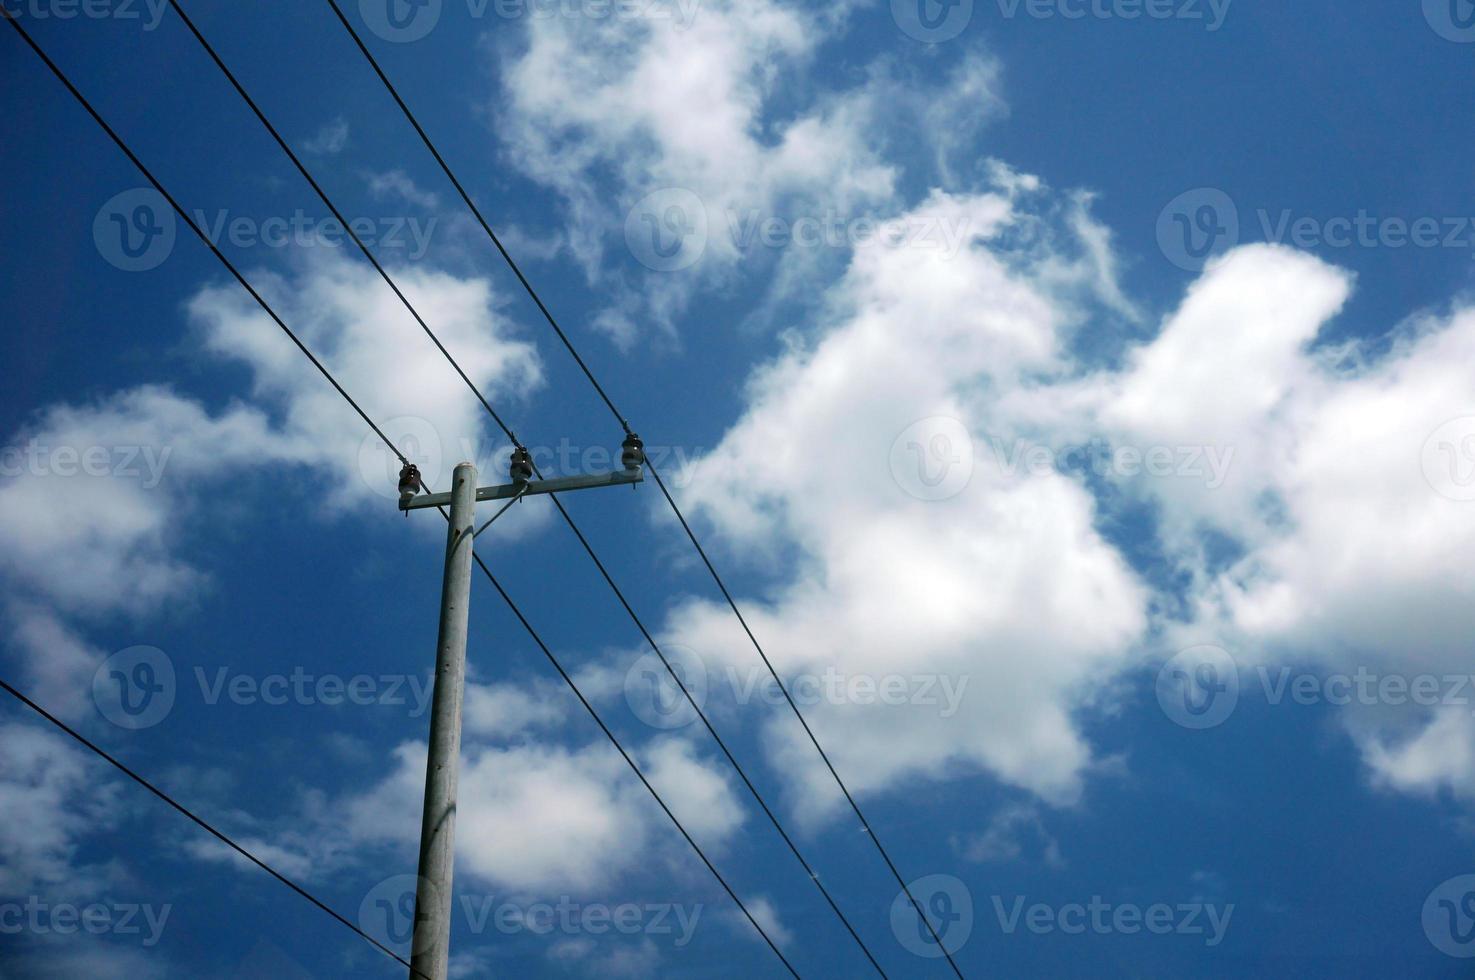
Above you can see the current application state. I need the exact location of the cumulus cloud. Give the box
[302,116,349,156]
[669,184,1150,822]
[665,215,1475,819]
[0,250,547,913]
[1081,250,1475,798]
[0,248,537,616]
[343,736,744,894]
[492,1,1008,341]
[0,723,124,897]
[187,249,542,505]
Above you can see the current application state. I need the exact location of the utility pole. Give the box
[407,460,476,980]
[397,435,645,980]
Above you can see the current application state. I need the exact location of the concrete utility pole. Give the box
[398,436,645,980]
[408,461,476,980]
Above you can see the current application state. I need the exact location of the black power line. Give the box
[0,678,431,980]
[319,2,965,974]
[165,2,884,973]
[1,10,797,976]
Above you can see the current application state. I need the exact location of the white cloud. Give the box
[0,250,539,622]
[0,387,303,617]
[660,191,1475,820]
[492,2,1007,341]
[670,185,1150,822]
[343,736,744,893]
[957,802,1064,867]
[187,249,542,505]
[737,896,792,948]
[302,117,349,155]
[463,678,570,737]
[365,169,439,210]
[0,250,548,915]
[6,605,109,724]
[1094,252,1475,797]
[0,723,123,896]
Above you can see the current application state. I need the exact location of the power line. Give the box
[2,11,797,975]
[419,480,800,980]
[322,0,627,432]
[166,2,885,973]
[319,3,964,973]
[0,678,429,980]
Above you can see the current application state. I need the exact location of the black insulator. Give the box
[509,446,534,482]
[620,432,645,470]
[397,463,422,495]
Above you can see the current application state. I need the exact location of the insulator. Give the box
[509,446,534,483]
[620,432,645,470]
[397,463,422,511]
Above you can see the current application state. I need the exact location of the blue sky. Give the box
[3,1,1475,977]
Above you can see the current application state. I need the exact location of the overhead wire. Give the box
[166,2,886,972]
[1,9,798,975]
[318,2,965,972]
[0,677,431,980]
